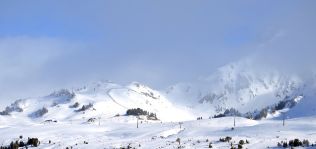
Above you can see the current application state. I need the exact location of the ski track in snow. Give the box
[106,88,129,109]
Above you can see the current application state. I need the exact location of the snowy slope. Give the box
[1,115,316,149]
[0,81,195,126]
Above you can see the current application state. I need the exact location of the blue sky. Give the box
[0,0,316,105]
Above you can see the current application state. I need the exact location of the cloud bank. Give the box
[0,0,315,107]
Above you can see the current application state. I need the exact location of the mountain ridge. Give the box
[1,60,315,123]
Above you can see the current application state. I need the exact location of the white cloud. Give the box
[0,36,83,107]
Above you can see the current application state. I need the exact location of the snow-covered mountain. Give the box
[164,60,315,119]
[1,60,315,124]
[0,80,195,125]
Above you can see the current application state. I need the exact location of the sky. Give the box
[0,0,316,106]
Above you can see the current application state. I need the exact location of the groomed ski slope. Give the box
[1,116,316,149]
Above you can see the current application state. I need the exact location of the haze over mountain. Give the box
[1,58,315,122]
[1,0,316,108]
